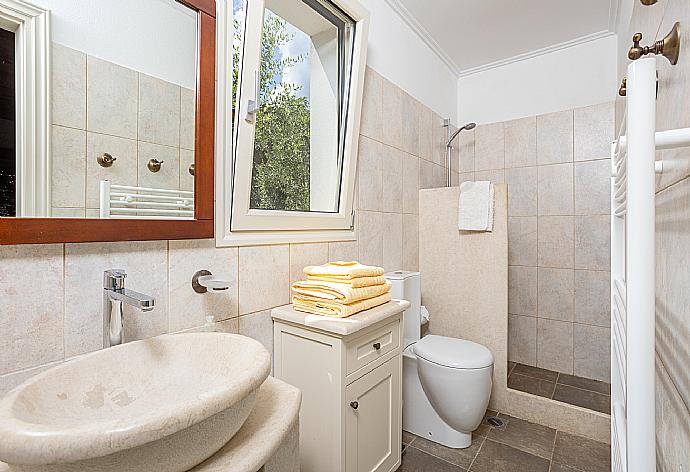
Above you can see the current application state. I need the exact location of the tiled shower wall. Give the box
[454,103,614,382]
[51,43,196,217]
[624,0,690,468]
[0,67,449,395]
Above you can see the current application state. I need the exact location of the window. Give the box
[218,0,369,244]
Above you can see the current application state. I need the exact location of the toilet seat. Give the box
[414,335,493,369]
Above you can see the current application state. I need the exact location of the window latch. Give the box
[245,71,261,123]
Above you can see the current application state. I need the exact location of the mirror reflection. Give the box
[0,0,197,219]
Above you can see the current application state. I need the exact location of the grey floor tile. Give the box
[402,430,417,446]
[474,409,498,437]
[487,414,557,459]
[469,439,550,472]
[512,363,559,382]
[508,373,556,398]
[552,384,610,414]
[398,446,467,471]
[550,463,581,472]
[409,434,484,470]
[556,373,611,395]
[552,431,611,472]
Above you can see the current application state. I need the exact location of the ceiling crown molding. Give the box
[457,30,615,77]
[383,0,462,76]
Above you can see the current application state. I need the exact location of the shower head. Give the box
[446,122,477,147]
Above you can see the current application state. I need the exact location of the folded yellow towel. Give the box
[292,292,392,318]
[304,261,384,279]
[306,274,386,288]
[292,280,391,304]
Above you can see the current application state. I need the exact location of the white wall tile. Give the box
[505,117,537,168]
[138,73,181,147]
[574,102,614,162]
[538,163,574,215]
[574,215,610,270]
[180,87,196,151]
[474,122,505,171]
[87,56,137,138]
[328,241,358,262]
[51,126,86,209]
[239,310,274,365]
[360,68,383,142]
[289,243,329,287]
[574,159,611,215]
[52,44,86,129]
[537,110,573,165]
[538,216,574,268]
[506,166,537,216]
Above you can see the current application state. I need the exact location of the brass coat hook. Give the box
[188,163,195,176]
[628,22,681,65]
[147,158,164,173]
[640,0,658,4]
[97,153,116,168]
[619,78,627,97]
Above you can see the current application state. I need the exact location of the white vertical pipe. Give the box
[99,180,111,219]
[625,57,656,472]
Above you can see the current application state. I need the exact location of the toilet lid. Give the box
[414,335,494,369]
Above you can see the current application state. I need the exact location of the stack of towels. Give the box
[291,261,391,318]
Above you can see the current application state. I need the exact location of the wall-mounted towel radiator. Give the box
[610,57,690,472]
[99,181,194,220]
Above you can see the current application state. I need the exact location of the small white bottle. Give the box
[202,315,215,332]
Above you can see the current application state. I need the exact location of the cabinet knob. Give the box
[350,401,359,410]
[373,342,381,350]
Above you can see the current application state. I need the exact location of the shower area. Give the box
[445,102,614,414]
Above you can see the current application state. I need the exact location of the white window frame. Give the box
[215,0,368,246]
[0,0,50,217]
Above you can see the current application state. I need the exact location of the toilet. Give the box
[386,270,494,449]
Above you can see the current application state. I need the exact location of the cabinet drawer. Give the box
[346,320,400,375]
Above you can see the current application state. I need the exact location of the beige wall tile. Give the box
[64,241,169,357]
[137,142,180,191]
[419,158,436,189]
[574,270,610,327]
[357,211,384,267]
[538,163,574,215]
[289,243,329,287]
[574,324,610,381]
[459,172,475,184]
[574,216,610,270]
[168,240,238,332]
[0,360,63,398]
[574,159,611,215]
[475,122,505,171]
[538,216,574,268]
[239,310,274,365]
[402,213,419,271]
[537,268,574,322]
[401,92,420,156]
[574,102,614,162]
[537,318,573,374]
[431,113,446,166]
[509,314,537,365]
[505,117,537,168]
[238,245,289,315]
[86,132,137,208]
[506,166,537,216]
[509,266,537,316]
[508,217,537,266]
[0,245,64,375]
[474,169,505,183]
[328,241,358,262]
[381,77,402,148]
[51,207,85,218]
[51,126,86,209]
[537,110,573,165]
[357,136,383,211]
[52,44,86,129]
[87,56,137,138]
[382,213,403,272]
[180,87,196,151]
[138,73,181,147]
[402,153,419,214]
[417,105,434,162]
[382,147,404,213]
[179,149,195,192]
[360,68,383,141]
[457,128,475,173]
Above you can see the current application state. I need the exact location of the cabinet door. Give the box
[345,356,401,472]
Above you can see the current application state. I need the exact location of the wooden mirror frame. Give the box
[0,0,216,245]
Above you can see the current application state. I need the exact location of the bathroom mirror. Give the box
[0,0,216,244]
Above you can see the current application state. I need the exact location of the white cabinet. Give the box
[272,302,406,472]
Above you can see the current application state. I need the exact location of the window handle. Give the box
[245,71,260,122]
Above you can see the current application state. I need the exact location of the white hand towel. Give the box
[458,180,494,231]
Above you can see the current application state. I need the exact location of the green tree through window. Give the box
[233,11,311,211]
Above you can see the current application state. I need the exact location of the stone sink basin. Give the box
[0,333,271,472]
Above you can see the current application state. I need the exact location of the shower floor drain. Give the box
[486,416,506,428]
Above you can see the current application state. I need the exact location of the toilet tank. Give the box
[385,271,421,348]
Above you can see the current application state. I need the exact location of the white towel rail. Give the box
[610,57,690,472]
[99,181,194,219]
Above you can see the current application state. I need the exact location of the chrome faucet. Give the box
[103,269,155,348]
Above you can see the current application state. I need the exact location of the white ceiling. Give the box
[389,0,620,76]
